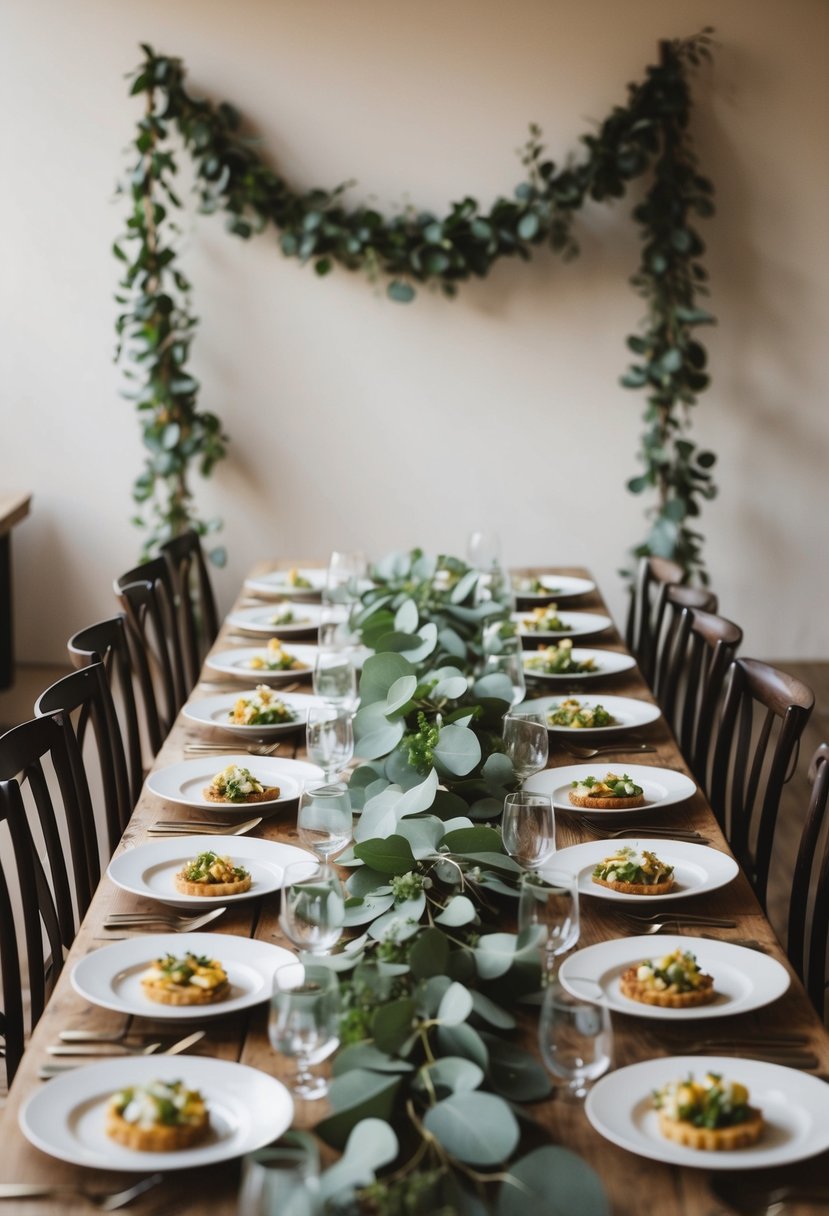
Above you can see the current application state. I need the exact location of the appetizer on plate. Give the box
[203,764,279,805]
[106,1079,210,1151]
[175,849,251,896]
[141,952,230,1006]
[269,606,311,627]
[653,1072,764,1150]
[521,605,570,633]
[592,846,674,895]
[620,948,716,1008]
[245,639,305,672]
[286,567,313,589]
[548,697,615,728]
[513,575,553,595]
[569,772,645,809]
[524,640,599,676]
[228,686,297,727]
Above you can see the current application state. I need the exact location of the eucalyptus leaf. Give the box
[437,981,474,1026]
[497,1146,609,1216]
[481,1033,551,1100]
[433,724,482,776]
[394,766,439,818]
[423,1091,520,1165]
[436,1023,489,1070]
[318,1118,399,1204]
[385,673,417,715]
[368,893,426,941]
[441,825,503,854]
[332,1043,415,1076]
[393,598,418,633]
[435,895,477,927]
[421,1056,484,1096]
[372,997,416,1054]
[353,702,405,760]
[354,787,403,842]
[353,833,415,875]
[359,652,414,705]
[316,1070,401,1149]
[408,927,450,979]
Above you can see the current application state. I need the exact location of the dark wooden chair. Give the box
[35,662,132,860]
[0,713,95,1080]
[656,605,743,791]
[787,744,829,1019]
[624,556,716,686]
[68,616,163,809]
[115,563,187,728]
[650,583,720,702]
[710,658,814,912]
[160,530,220,683]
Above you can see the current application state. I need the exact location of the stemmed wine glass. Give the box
[325,550,367,605]
[306,708,354,782]
[238,1144,319,1216]
[538,978,613,1099]
[313,649,358,710]
[518,869,580,974]
[502,792,556,870]
[297,782,353,861]
[502,710,548,785]
[482,651,526,706]
[279,861,346,955]
[269,961,341,1100]
[466,530,501,570]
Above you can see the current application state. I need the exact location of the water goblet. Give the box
[518,869,580,973]
[502,791,556,870]
[279,861,346,955]
[325,550,367,605]
[238,1142,319,1216]
[538,977,612,1099]
[482,651,526,706]
[502,711,548,784]
[269,961,341,1100]
[306,708,354,782]
[297,781,353,860]
[313,649,358,710]
[466,529,502,570]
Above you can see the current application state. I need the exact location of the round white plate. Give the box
[522,693,662,736]
[205,644,318,683]
[19,1055,293,1172]
[559,935,790,1021]
[71,931,297,1018]
[512,574,596,601]
[585,1056,829,1169]
[244,568,327,598]
[526,763,696,816]
[226,603,323,636]
[523,647,636,683]
[183,691,326,739]
[145,755,324,812]
[107,835,314,908]
[513,610,612,640]
[550,838,739,903]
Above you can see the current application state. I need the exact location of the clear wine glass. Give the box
[518,869,580,973]
[279,861,346,955]
[482,651,526,706]
[297,782,353,860]
[313,649,358,710]
[502,791,556,870]
[466,529,501,570]
[238,1145,319,1216]
[538,977,612,1099]
[269,961,341,1100]
[325,550,367,605]
[306,708,354,783]
[502,711,548,784]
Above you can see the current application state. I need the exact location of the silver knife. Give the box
[42,1029,205,1071]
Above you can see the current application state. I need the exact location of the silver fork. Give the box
[579,819,708,842]
[184,741,281,756]
[615,909,737,926]
[104,906,226,932]
[147,816,262,836]
[562,742,656,759]
[47,1029,205,1060]
[0,1175,164,1210]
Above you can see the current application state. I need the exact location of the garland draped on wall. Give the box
[115,30,716,579]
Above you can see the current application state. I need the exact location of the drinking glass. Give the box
[306,708,354,782]
[297,781,353,860]
[502,791,556,869]
[313,649,358,710]
[466,529,501,570]
[502,711,548,784]
[279,861,346,954]
[238,1143,319,1216]
[325,550,367,605]
[317,602,351,649]
[482,651,526,706]
[538,978,612,1099]
[518,869,580,972]
[482,617,521,658]
[269,962,341,1100]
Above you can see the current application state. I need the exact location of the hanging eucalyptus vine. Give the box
[114,29,716,577]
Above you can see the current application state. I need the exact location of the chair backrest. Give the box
[650,584,719,701]
[35,662,132,859]
[0,712,96,942]
[657,605,743,790]
[787,743,829,1017]
[115,565,186,730]
[160,530,219,683]
[68,615,163,807]
[625,556,688,684]
[710,658,814,911]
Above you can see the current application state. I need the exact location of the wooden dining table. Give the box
[1,562,827,1215]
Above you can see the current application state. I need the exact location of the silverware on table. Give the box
[562,742,657,759]
[103,906,226,933]
[184,741,281,756]
[41,1030,205,1072]
[578,818,709,843]
[147,815,262,837]
[614,910,737,929]
[0,1174,164,1210]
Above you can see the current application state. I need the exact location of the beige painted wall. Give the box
[2,0,828,665]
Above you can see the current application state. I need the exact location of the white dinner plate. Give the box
[521,693,662,736]
[205,643,318,683]
[585,1056,829,1169]
[19,1056,293,1172]
[226,603,323,636]
[183,690,326,739]
[526,763,696,816]
[559,935,790,1021]
[512,574,596,601]
[71,932,297,1018]
[549,838,739,903]
[107,835,314,908]
[145,755,324,812]
[523,647,636,683]
[244,568,327,598]
[513,610,612,640]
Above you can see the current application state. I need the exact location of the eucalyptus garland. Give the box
[115,30,716,578]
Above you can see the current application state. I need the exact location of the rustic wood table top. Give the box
[1,562,827,1215]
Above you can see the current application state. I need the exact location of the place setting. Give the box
[520,692,663,736]
[512,607,613,641]
[204,641,319,683]
[145,753,325,815]
[183,688,328,740]
[226,601,324,637]
[511,573,597,602]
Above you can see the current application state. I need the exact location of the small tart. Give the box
[174,851,251,897]
[569,773,645,810]
[620,967,715,1007]
[142,976,230,1006]
[658,1108,764,1150]
[141,952,230,1006]
[175,872,251,897]
[106,1080,209,1151]
[593,874,674,895]
[203,784,279,805]
[592,846,674,895]
[202,763,279,804]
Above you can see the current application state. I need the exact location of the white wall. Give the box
[2,0,828,664]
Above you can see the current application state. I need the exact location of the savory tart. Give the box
[228,685,296,727]
[653,1073,764,1150]
[175,849,251,896]
[287,567,313,589]
[246,638,303,672]
[524,640,599,676]
[203,763,279,805]
[569,772,645,810]
[620,948,716,1007]
[547,698,615,729]
[141,952,230,1006]
[521,604,570,633]
[592,846,674,895]
[513,575,550,595]
[268,605,310,627]
[106,1079,210,1151]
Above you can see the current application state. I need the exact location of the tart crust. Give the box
[593,875,674,896]
[658,1107,764,1150]
[106,1107,209,1152]
[619,966,716,1007]
[569,790,646,810]
[174,872,251,898]
[202,785,279,805]
[141,977,230,1006]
